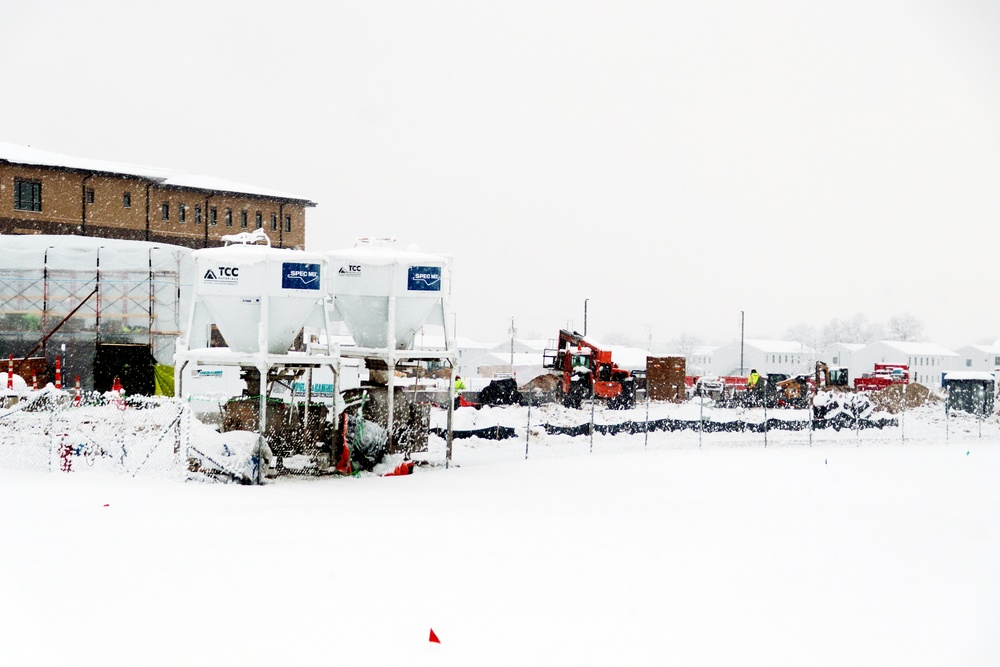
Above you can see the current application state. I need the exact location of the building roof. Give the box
[825,342,866,351]
[957,342,1000,354]
[743,339,807,354]
[0,141,315,205]
[943,371,996,381]
[872,340,959,357]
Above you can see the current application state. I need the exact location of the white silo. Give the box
[325,238,449,352]
[189,233,327,354]
[324,238,456,456]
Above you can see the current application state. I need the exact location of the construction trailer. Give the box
[942,371,995,416]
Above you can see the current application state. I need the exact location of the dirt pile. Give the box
[520,373,560,393]
[867,383,940,413]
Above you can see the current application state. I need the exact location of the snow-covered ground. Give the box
[2,400,1000,666]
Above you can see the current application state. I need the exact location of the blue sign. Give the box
[292,382,334,398]
[407,265,441,291]
[282,262,321,290]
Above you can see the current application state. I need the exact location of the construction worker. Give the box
[453,375,466,409]
[747,369,761,391]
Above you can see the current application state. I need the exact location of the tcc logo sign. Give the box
[339,264,362,276]
[203,266,239,283]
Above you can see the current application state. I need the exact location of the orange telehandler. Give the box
[542,330,637,409]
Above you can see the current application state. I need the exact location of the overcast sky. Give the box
[3,1,999,349]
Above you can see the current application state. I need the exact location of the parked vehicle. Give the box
[855,363,909,392]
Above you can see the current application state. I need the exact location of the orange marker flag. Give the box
[429,628,441,644]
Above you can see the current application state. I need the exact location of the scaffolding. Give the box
[0,236,193,390]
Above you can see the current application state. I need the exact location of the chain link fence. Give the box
[435,390,1000,468]
[0,389,277,482]
[3,385,997,482]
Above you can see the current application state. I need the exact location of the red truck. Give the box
[854,363,909,392]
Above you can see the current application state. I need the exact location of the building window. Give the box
[284,215,291,233]
[13,179,42,212]
[179,204,186,223]
[270,213,277,231]
[967,359,973,367]
[225,208,233,227]
[123,192,131,208]
[240,210,248,228]
[255,211,262,229]
[86,188,94,204]
[161,203,170,221]
[194,206,202,225]
[994,356,1000,366]
[209,206,217,226]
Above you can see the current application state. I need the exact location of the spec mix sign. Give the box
[281,262,321,290]
[407,266,441,291]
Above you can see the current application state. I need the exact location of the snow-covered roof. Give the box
[607,346,652,371]
[943,371,996,382]
[453,336,496,350]
[956,343,1000,354]
[0,233,190,253]
[825,343,866,351]
[0,141,315,204]
[744,339,807,354]
[874,341,959,357]
[515,339,551,352]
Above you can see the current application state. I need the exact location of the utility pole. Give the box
[509,316,515,378]
[740,310,745,375]
[584,299,589,336]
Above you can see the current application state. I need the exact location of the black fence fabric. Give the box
[435,416,899,441]
[541,416,898,437]
[431,426,518,440]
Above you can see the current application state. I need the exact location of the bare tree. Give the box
[670,332,703,358]
[785,323,821,351]
[887,313,925,341]
[821,313,884,345]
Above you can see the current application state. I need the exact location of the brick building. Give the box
[0,142,315,249]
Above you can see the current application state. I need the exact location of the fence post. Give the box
[762,392,768,449]
[119,402,127,468]
[524,401,530,460]
[901,386,906,444]
[698,393,703,449]
[808,398,813,447]
[643,389,649,448]
[589,396,595,454]
[174,399,183,469]
[48,401,57,473]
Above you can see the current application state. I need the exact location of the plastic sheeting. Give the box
[0,236,195,379]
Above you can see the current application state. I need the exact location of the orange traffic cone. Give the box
[54,355,62,390]
[112,376,122,393]
[32,375,37,391]
[74,375,81,405]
